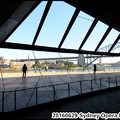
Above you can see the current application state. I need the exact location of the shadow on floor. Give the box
[1,86,120,119]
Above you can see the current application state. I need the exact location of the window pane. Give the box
[0,48,33,60]
[0,48,78,60]
[6,2,47,45]
[82,21,108,51]
[61,11,94,49]
[35,1,75,47]
[99,29,120,53]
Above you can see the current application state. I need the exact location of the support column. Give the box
[78,54,86,66]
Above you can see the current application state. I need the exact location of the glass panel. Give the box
[81,80,91,94]
[82,21,108,51]
[35,1,75,47]
[57,53,78,65]
[37,86,54,104]
[116,76,120,86]
[61,11,94,49]
[109,77,116,88]
[106,56,120,73]
[16,89,34,110]
[86,53,120,65]
[33,51,61,59]
[111,47,120,53]
[3,91,14,112]
[6,2,47,45]
[0,48,34,60]
[92,79,101,91]
[55,84,68,99]
[0,48,78,62]
[58,53,78,57]
[99,29,120,52]
[99,57,120,65]
[101,78,109,89]
[69,82,80,96]
[109,33,120,53]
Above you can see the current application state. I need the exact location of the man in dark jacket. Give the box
[93,64,96,73]
[22,64,27,79]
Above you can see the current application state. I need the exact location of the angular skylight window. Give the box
[35,1,75,47]
[82,21,108,51]
[99,28,120,52]
[110,38,120,53]
[6,1,47,45]
[61,11,94,50]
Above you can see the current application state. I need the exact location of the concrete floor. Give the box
[0,71,120,119]
[1,87,120,119]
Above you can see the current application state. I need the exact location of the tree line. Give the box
[33,60,79,69]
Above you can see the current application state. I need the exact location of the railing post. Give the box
[91,80,92,92]
[108,77,110,88]
[2,92,4,112]
[116,77,117,86]
[68,83,70,97]
[100,78,102,90]
[14,90,16,111]
[36,87,38,105]
[53,85,55,101]
[80,81,82,94]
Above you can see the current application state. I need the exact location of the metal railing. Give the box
[0,76,120,112]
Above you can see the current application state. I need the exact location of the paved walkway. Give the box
[0,71,120,112]
[8,87,120,119]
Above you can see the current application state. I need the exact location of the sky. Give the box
[0,1,120,63]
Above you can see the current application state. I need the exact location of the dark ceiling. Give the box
[0,0,120,56]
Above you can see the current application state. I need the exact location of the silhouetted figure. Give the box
[93,64,97,79]
[45,65,48,72]
[22,64,27,79]
[93,64,96,73]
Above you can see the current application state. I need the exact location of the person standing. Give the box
[93,64,96,73]
[22,64,27,79]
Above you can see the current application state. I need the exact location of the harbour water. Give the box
[28,65,120,73]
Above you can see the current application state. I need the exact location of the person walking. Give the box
[45,65,48,72]
[34,65,37,73]
[22,64,27,79]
